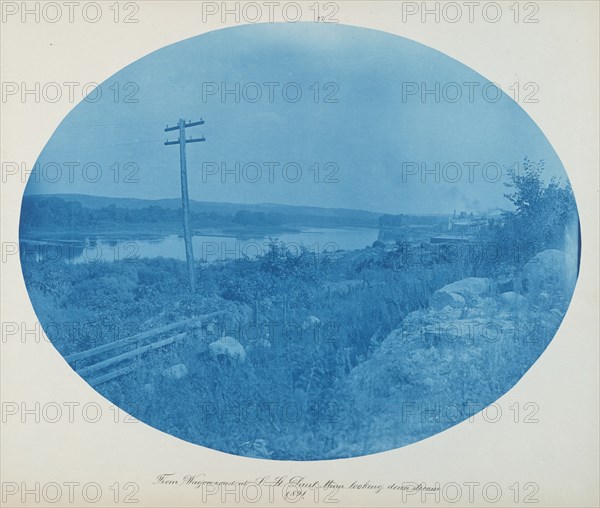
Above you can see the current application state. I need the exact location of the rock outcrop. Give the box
[517,249,577,300]
[430,277,494,311]
[346,263,572,396]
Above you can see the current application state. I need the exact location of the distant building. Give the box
[431,212,489,244]
[447,212,488,235]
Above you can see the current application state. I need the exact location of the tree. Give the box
[502,157,578,253]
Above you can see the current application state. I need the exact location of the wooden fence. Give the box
[65,310,226,386]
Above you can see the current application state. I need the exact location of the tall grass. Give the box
[22,239,559,459]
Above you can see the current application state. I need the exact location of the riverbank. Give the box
[20,222,304,243]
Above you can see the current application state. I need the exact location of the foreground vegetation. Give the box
[21,160,579,459]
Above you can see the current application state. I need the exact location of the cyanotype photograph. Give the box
[19,23,580,461]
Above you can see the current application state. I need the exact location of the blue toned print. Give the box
[19,23,579,460]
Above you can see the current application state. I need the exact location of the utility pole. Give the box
[164,118,205,292]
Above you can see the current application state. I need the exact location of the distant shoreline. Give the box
[20,223,379,244]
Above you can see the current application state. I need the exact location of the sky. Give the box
[25,23,569,215]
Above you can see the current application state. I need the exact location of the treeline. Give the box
[19,196,284,231]
[378,213,444,227]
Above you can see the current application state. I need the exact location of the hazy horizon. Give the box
[23,191,513,217]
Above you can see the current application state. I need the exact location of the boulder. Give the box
[518,249,577,299]
[430,291,466,311]
[439,277,495,298]
[162,363,188,380]
[209,336,246,362]
[430,277,493,311]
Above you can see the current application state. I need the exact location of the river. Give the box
[22,227,380,264]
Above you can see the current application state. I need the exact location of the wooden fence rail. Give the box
[78,332,188,378]
[66,310,227,386]
[65,310,226,363]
